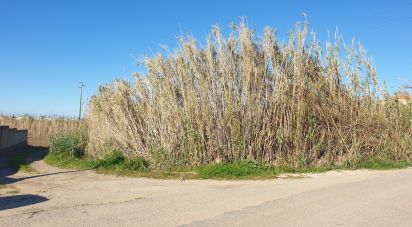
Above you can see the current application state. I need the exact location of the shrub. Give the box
[122,157,150,171]
[95,151,125,168]
[96,151,150,171]
[49,129,87,159]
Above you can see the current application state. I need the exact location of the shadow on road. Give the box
[0,194,48,210]
[0,146,93,185]
[1,169,93,185]
[0,146,48,185]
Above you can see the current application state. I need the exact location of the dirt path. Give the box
[1,152,412,226]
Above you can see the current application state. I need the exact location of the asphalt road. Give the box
[1,153,412,226]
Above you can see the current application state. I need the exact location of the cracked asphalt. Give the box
[1,151,412,226]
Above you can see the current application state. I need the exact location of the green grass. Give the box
[44,152,193,179]
[44,151,183,178]
[44,152,98,169]
[347,158,410,170]
[44,132,411,180]
[7,147,38,173]
[44,151,411,180]
[196,161,278,179]
[45,130,411,180]
[195,161,337,180]
[196,160,411,180]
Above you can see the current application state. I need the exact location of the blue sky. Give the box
[1,0,411,117]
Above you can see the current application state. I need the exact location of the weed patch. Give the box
[45,150,410,180]
[197,161,277,179]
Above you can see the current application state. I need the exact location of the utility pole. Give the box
[79,81,85,120]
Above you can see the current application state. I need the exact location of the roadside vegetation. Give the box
[29,18,412,179]
[0,115,81,139]
[86,19,412,168]
[45,129,410,180]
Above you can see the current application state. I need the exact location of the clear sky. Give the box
[1,0,411,117]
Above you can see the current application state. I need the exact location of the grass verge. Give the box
[195,159,410,180]
[44,152,98,169]
[44,152,195,179]
[44,151,410,180]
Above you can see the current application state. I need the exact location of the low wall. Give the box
[0,125,28,152]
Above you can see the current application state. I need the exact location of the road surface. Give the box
[1,150,412,226]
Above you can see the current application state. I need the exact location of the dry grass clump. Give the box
[0,115,81,139]
[87,19,412,168]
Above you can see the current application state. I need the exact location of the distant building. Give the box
[398,91,411,104]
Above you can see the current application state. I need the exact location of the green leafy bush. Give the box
[96,151,149,171]
[49,130,87,159]
[96,151,125,168]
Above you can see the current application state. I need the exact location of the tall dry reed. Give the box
[87,20,412,168]
[0,115,81,139]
